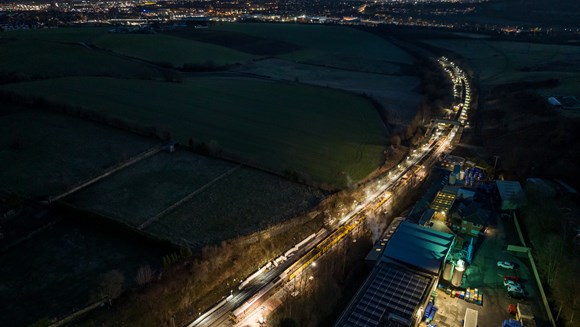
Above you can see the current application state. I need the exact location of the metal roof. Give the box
[381,221,455,275]
[495,180,526,210]
[335,222,454,327]
[335,263,432,327]
[430,190,456,213]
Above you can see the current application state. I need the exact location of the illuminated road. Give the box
[185,57,472,327]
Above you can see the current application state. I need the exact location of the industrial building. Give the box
[335,222,455,327]
[430,188,456,215]
[495,180,526,211]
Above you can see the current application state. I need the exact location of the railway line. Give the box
[186,57,472,327]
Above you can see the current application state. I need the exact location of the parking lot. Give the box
[427,209,550,327]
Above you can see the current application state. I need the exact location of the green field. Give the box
[67,149,323,248]
[0,218,168,327]
[0,107,157,198]
[92,32,253,67]
[0,27,252,79]
[67,150,238,226]
[422,39,580,94]
[1,76,387,187]
[174,23,414,73]
[235,58,422,125]
[145,167,324,247]
[0,34,161,79]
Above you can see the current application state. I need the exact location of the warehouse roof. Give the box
[430,189,456,213]
[382,221,455,275]
[335,262,432,327]
[496,180,526,210]
[336,222,454,327]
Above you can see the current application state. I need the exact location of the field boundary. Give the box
[54,201,180,251]
[47,145,162,204]
[0,219,59,254]
[137,165,241,230]
[48,300,107,327]
[512,211,556,327]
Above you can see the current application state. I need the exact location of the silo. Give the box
[442,262,453,281]
[449,174,457,185]
[452,259,465,287]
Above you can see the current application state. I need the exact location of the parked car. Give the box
[507,289,526,299]
[497,261,515,269]
[504,275,520,282]
[507,304,517,315]
[507,285,524,293]
[504,280,522,288]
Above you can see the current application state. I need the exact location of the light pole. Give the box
[493,155,500,179]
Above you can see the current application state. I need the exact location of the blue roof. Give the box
[382,221,454,275]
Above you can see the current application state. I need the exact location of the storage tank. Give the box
[453,163,461,176]
[442,262,453,281]
[449,174,457,185]
[452,259,465,287]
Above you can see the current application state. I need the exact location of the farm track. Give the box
[48,145,162,203]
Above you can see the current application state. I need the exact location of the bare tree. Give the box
[136,265,154,286]
[536,234,564,286]
[98,270,125,305]
[389,135,401,147]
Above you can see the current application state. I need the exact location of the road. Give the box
[186,57,472,327]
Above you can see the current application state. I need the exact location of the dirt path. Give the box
[47,145,162,203]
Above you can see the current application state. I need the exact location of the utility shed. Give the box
[496,180,526,210]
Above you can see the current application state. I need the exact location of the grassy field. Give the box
[67,150,238,227]
[174,23,414,73]
[0,27,252,79]
[422,39,580,94]
[1,76,387,187]
[236,58,421,125]
[0,106,157,198]
[92,32,253,67]
[0,34,161,79]
[0,217,168,327]
[145,167,324,248]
